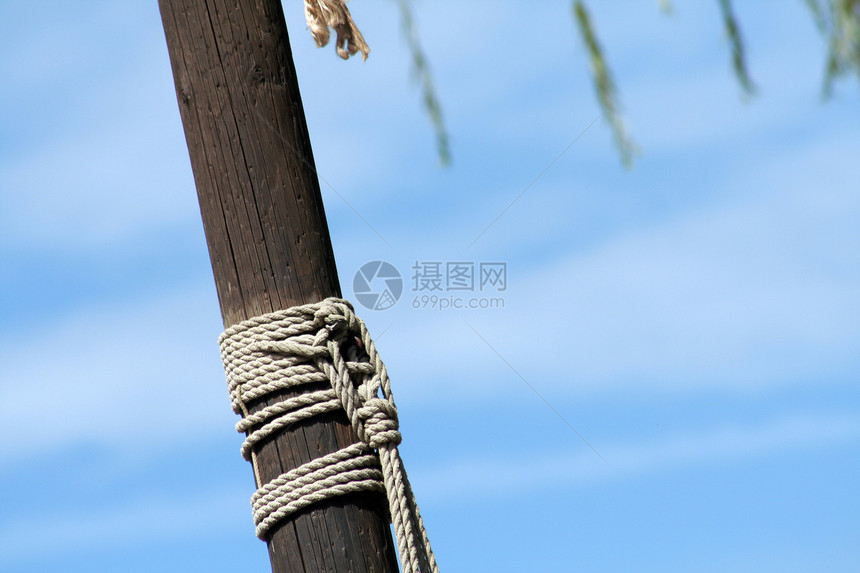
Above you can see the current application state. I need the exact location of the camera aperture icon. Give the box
[353,261,403,311]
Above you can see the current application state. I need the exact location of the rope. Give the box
[304,0,370,60]
[219,298,439,573]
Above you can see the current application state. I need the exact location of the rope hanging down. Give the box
[219,298,438,573]
[304,0,370,60]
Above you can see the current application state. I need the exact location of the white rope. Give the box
[219,298,439,573]
[304,0,370,60]
[252,442,385,538]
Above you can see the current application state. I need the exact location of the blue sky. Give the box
[1,1,858,572]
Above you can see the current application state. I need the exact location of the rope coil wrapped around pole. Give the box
[219,298,438,573]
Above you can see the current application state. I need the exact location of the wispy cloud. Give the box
[357,135,860,402]
[0,484,251,562]
[411,412,860,502]
[0,284,231,460]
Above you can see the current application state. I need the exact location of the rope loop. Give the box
[219,297,438,573]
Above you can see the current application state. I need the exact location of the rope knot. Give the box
[357,397,401,448]
[315,300,359,338]
[219,297,438,573]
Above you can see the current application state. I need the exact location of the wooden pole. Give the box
[158,1,400,571]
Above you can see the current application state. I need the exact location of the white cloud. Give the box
[0,2,198,251]
[0,284,234,460]
[0,484,251,562]
[411,412,860,503]
[354,134,860,402]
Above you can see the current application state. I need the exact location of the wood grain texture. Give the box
[159,1,399,570]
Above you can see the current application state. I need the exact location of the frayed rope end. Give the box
[304,0,370,61]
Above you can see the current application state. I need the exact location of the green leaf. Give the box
[718,0,757,98]
[396,0,451,166]
[572,1,638,167]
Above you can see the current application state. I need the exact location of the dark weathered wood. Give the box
[158,1,399,571]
